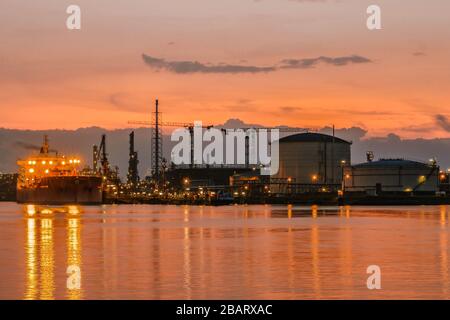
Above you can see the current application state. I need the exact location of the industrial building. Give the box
[272,132,351,187]
[166,166,253,189]
[343,158,440,194]
[0,173,17,201]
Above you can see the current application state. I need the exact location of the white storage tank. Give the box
[273,133,351,184]
[343,159,439,194]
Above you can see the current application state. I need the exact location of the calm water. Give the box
[0,202,449,300]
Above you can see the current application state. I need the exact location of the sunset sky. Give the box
[1,0,450,138]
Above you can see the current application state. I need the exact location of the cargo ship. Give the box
[16,136,103,205]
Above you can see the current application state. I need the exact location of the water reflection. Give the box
[39,218,54,300]
[23,205,82,300]
[11,204,450,299]
[24,218,37,300]
[67,216,82,299]
[440,205,448,296]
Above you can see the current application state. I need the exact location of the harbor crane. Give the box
[128,99,311,180]
[127,119,214,170]
[93,134,109,176]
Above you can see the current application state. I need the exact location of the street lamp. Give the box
[340,160,348,193]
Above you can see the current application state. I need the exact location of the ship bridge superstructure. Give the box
[17,135,83,189]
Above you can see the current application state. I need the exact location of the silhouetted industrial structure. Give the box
[127,131,139,187]
[93,134,110,176]
[151,99,163,184]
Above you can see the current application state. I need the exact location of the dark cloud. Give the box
[142,54,276,74]
[279,106,302,113]
[280,55,372,69]
[319,126,367,142]
[401,124,434,133]
[412,52,426,57]
[3,122,450,174]
[218,119,264,129]
[436,114,450,132]
[142,54,372,74]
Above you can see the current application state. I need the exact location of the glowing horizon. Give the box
[1,0,450,139]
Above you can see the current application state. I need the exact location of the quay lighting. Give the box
[41,208,53,215]
[26,205,36,216]
[312,175,318,182]
[68,206,80,215]
[183,178,190,185]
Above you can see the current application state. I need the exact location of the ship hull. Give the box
[17,176,103,205]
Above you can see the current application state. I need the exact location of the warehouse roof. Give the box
[279,132,351,144]
[353,158,432,168]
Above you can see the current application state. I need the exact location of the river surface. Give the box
[0,203,449,300]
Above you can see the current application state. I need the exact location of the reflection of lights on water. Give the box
[183,206,190,222]
[25,218,37,300]
[67,217,82,299]
[40,218,55,300]
[41,219,52,229]
[311,205,318,219]
[23,205,84,300]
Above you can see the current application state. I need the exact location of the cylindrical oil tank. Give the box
[343,159,440,194]
[273,133,352,184]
